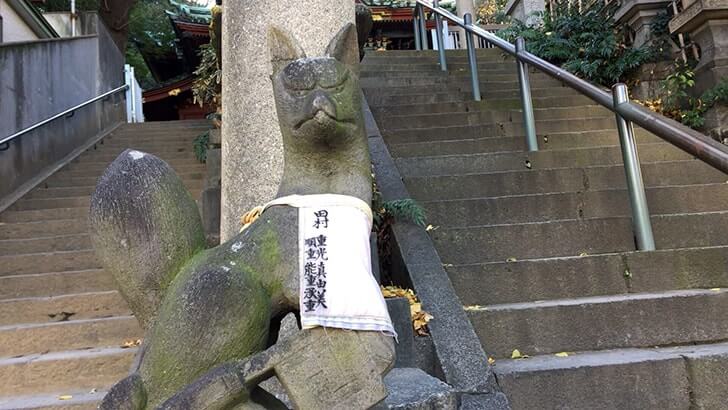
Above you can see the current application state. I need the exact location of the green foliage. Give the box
[498,3,652,86]
[661,65,695,111]
[125,0,178,89]
[193,131,209,163]
[375,200,427,231]
[192,44,222,107]
[680,79,728,129]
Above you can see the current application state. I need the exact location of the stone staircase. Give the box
[363,49,728,409]
[0,120,209,409]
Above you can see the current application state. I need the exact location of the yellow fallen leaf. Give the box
[579,252,589,257]
[555,352,569,357]
[463,305,483,311]
[58,395,73,401]
[425,225,439,232]
[711,288,722,292]
[121,339,142,348]
[488,357,496,365]
[511,349,522,359]
[506,257,517,262]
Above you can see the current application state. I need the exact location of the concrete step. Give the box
[0,219,87,240]
[494,342,728,409]
[0,291,129,325]
[396,143,689,177]
[0,346,135,396]
[406,160,725,201]
[377,105,611,130]
[388,130,662,157]
[364,91,473,106]
[0,234,92,256]
[0,316,141,357]
[8,196,90,212]
[77,149,198,162]
[60,162,204,175]
[425,183,728,228]
[0,208,88,223]
[363,84,578,98]
[360,76,564,90]
[0,250,100,276]
[449,245,728,306]
[73,152,198,164]
[26,181,202,199]
[0,269,116,300]
[0,389,104,410]
[382,116,618,144]
[41,175,205,190]
[469,289,728,359]
[370,95,598,116]
[432,211,728,264]
[360,70,554,83]
[66,157,202,170]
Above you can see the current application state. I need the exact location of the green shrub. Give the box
[498,2,652,86]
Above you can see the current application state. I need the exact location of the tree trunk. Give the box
[98,0,136,52]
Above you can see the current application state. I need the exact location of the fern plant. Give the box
[193,131,210,163]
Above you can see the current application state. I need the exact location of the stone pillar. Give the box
[221,2,355,240]
[669,0,728,94]
[504,0,545,25]
[456,0,476,49]
[614,0,672,48]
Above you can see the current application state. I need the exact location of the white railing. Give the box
[124,64,145,123]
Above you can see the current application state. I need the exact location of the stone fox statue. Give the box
[90,24,394,409]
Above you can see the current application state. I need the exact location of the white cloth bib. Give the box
[262,194,396,338]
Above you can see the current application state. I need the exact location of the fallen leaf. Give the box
[58,395,73,401]
[511,349,523,359]
[579,252,589,257]
[555,352,569,357]
[425,225,439,232]
[488,357,496,365]
[711,288,722,292]
[121,339,142,349]
[463,305,483,311]
[506,257,517,262]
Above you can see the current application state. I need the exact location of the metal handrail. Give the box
[414,0,728,174]
[0,84,129,149]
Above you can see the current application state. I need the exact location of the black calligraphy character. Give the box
[303,298,317,312]
[314,289,328,309]
[317,262,326,278]
[306,247,317,260]
[313,210,329,229]
[305,237,319,248]
[315,279,327,289]
[316,235,327,247]
[304,262,317,286]
[315,247,328,261]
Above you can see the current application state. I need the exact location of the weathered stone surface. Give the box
[387,297,416,368]
[705,103,728,142]
[684,350,728,408]
[221,0,355,240]
[89,150,206,329]
[459,393,512,410]
[376,368,456,410]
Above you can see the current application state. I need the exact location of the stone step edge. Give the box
[0,290,119,306]
[0,314,135,334]
[492,340,728,375]
[381,115,617,134]
[395,141,672,162]
[421,182,728,205]
[405,158,705,179]
[0,389,106,410]
[435,209,728,231]
[448,243,728,269]
[0,345,137,368]
[466,288,728,314]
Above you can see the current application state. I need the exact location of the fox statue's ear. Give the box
[268,25,306,76]
[325,23,359,74]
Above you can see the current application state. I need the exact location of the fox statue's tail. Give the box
[89,149,206,330]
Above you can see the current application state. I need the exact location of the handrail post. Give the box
[515,37,538,151]
[433,0,448,71]
[417,4,428,50]
[463,13,481,101]
[413,8,422,51]
[613,83,656,251]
